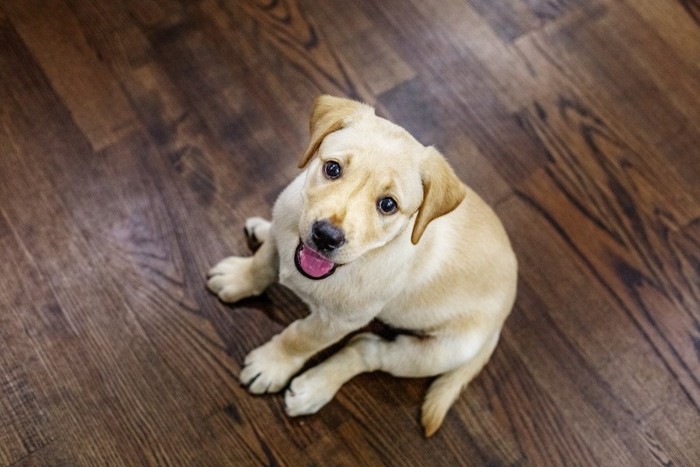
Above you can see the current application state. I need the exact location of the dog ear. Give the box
[411,148,467,244]
[298,95,374,168]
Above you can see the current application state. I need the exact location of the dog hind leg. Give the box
[421,332,499,436]
[284,330,498,436]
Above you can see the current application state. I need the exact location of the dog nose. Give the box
[311,220,345,252]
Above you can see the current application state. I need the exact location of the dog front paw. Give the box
[284,367,341,416]
[240,340,304,394]
[206,256,255,303]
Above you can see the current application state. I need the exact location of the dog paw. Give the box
[284,368,340,416]
[206,256,254,303]
[244,217,270,251]
[240,340,304,394]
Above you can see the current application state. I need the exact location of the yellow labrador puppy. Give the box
[207,95,517,436]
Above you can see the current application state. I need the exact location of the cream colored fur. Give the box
[207,95,517,436]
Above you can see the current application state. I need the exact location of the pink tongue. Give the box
[298,244,335,278]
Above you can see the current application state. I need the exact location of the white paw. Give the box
[239,340,304,394]
[206,256,254,303]
[284,368,341,417]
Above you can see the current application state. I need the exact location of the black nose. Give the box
[311,220,345,252]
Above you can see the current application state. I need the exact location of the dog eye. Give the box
[377,197,398,215]
[323,161,342,179]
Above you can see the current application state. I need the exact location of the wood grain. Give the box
[0,0,698,465]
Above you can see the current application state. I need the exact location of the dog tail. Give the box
[421,333,500,437]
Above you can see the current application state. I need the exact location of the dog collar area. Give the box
[294,241,338,280]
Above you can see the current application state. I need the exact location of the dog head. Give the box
[294,95,466,280]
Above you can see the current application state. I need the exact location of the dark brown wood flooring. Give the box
[1,0,699,465]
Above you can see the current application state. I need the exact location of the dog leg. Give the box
[240,312,370,394]
[284,331,496,429]
[206,223,278,303]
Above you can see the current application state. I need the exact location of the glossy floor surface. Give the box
[1,0,698,465]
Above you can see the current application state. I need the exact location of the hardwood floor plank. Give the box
[643,390,700,466]
[0,213,55,466]
[0,15,263,463]
[149,7,308,178]
[122,0,186,32]
[452,337,599,465]
[217,0,362,99]
[1,104,184,467]
[679,0,700,24]
[297,0,415,97]
[467,0,597,42]
[590,2,700,130]
[498,196,697,464]
[3,0,138,151]
[512,98,700,407]
[513,5,700,195]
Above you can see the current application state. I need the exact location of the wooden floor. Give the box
[0,0,698,465]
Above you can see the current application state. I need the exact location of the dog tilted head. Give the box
[294,95,466,280]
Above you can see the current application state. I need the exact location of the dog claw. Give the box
[243,372,262,390]
[244,227,262,251]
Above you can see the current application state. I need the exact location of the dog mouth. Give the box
[294,241,338,280]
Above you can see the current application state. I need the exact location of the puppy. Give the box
[207,95,517,436]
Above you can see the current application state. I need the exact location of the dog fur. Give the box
[207,95,518,436]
